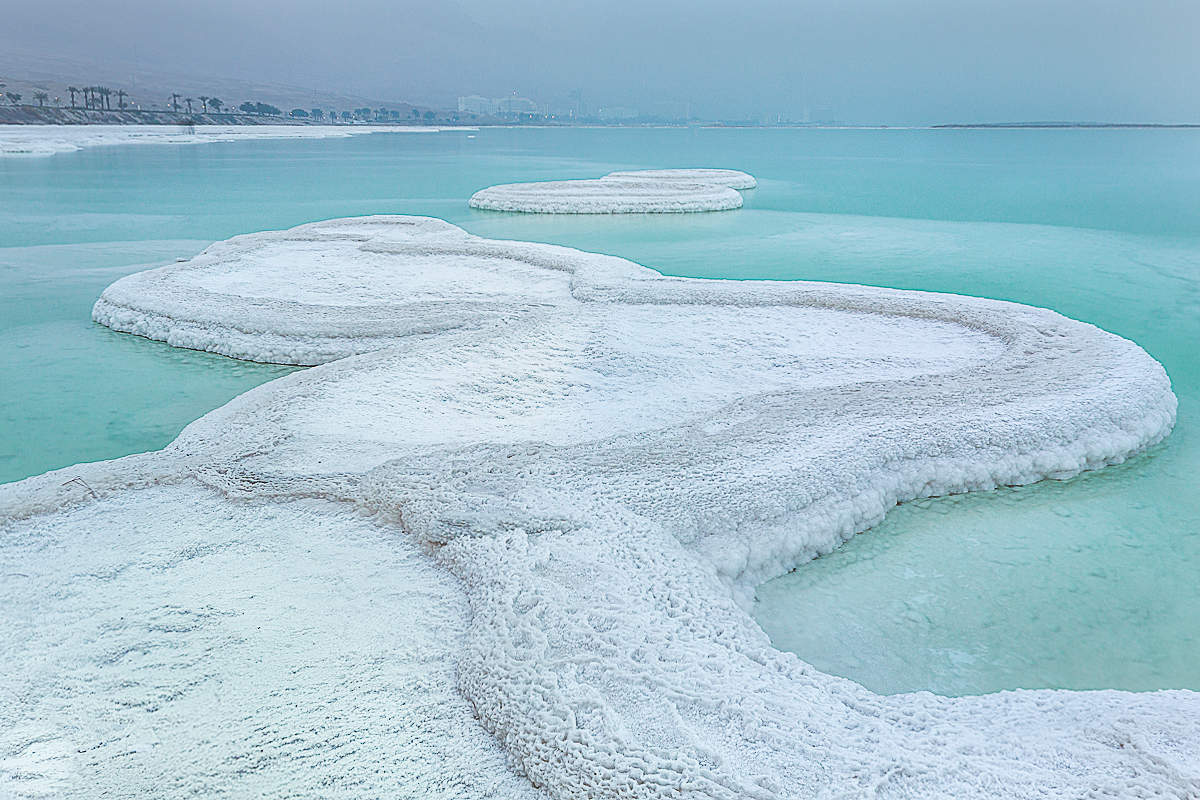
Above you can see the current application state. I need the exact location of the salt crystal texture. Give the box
[4,215,1192,798]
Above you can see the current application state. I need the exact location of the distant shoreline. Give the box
[1,106,1196,130]
[0,106,470,127]
[932,122,1200,129]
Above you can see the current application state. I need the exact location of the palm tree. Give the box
[209,97,223,113]
[198,95,209,113]
[98,87,112,110]
[34,91,48,107]
[170,93,181,112]
[67,86,79,108]
[184,97,193,114]
[116,89,127,109]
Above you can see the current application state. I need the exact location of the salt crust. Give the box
[0,124,470,157]
[4,215,1192,798]
[468,169,756,213]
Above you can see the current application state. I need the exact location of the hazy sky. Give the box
[3,0,1198,122]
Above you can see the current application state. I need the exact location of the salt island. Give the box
[1,211,1192,798]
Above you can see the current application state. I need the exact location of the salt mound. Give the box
[468,168,755,213]
[7,215,1193,798]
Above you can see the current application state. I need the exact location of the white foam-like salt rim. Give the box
[5,215,1194,798]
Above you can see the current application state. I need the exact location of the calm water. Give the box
[2,127,1198,695]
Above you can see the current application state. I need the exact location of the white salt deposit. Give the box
[0,124,471,157]
[6,215,1193,798]
[468,168,755,213]
[92,215,639,364]
[605,168,758,189]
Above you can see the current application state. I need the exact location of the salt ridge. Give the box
[468,168,755,213]
[5,216,1193,798]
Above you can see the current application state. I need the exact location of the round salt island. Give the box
[468,168,755,213]
[91,215,648,365]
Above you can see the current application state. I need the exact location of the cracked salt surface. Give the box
[4,215,1194,798]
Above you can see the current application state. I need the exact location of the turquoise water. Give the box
[2,127,1197,695]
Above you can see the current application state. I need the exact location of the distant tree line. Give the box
[240,101,282,116]
[1,80,455,124]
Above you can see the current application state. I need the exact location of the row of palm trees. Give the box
[65,85,129,110]
[3,84,228,115]
[3,90,55,107]
[165,94,224,114]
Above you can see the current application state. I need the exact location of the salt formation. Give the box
[92,216,643,364]
[604,168,758,190]
[5,216,1193,798]
[468,168,755,213]
[0,124,468,158]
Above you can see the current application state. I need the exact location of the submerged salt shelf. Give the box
[468,168,755,213]
[6,215,1194,798]
[0,124,468,158]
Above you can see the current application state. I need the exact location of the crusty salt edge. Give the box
[8,215,1195,798]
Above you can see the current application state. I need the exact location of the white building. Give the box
[598,106,639,121]
[457,95,497,115]
[495,95,539,115]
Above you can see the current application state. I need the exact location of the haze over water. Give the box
[1,126,1197,696]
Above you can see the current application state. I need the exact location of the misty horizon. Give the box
[2,0,1198,124]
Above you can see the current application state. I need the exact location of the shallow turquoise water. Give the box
[2,127,1197,695]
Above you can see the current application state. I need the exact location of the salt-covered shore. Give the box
[469,168,755,213]
[0,124,471,157]
[3,216,1193,798]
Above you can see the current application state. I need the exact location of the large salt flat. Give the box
[0,124,469,157]
[468,168,754,213]
[6,215,1193,798]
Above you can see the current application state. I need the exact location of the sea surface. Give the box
[2,126,1197,696]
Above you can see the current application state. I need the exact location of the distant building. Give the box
[458,95,496,115]
[567,89,585,119]
[598,106,638,121]
[495,95,538,115]
[458,93,543,118]
[650,100,690,122]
